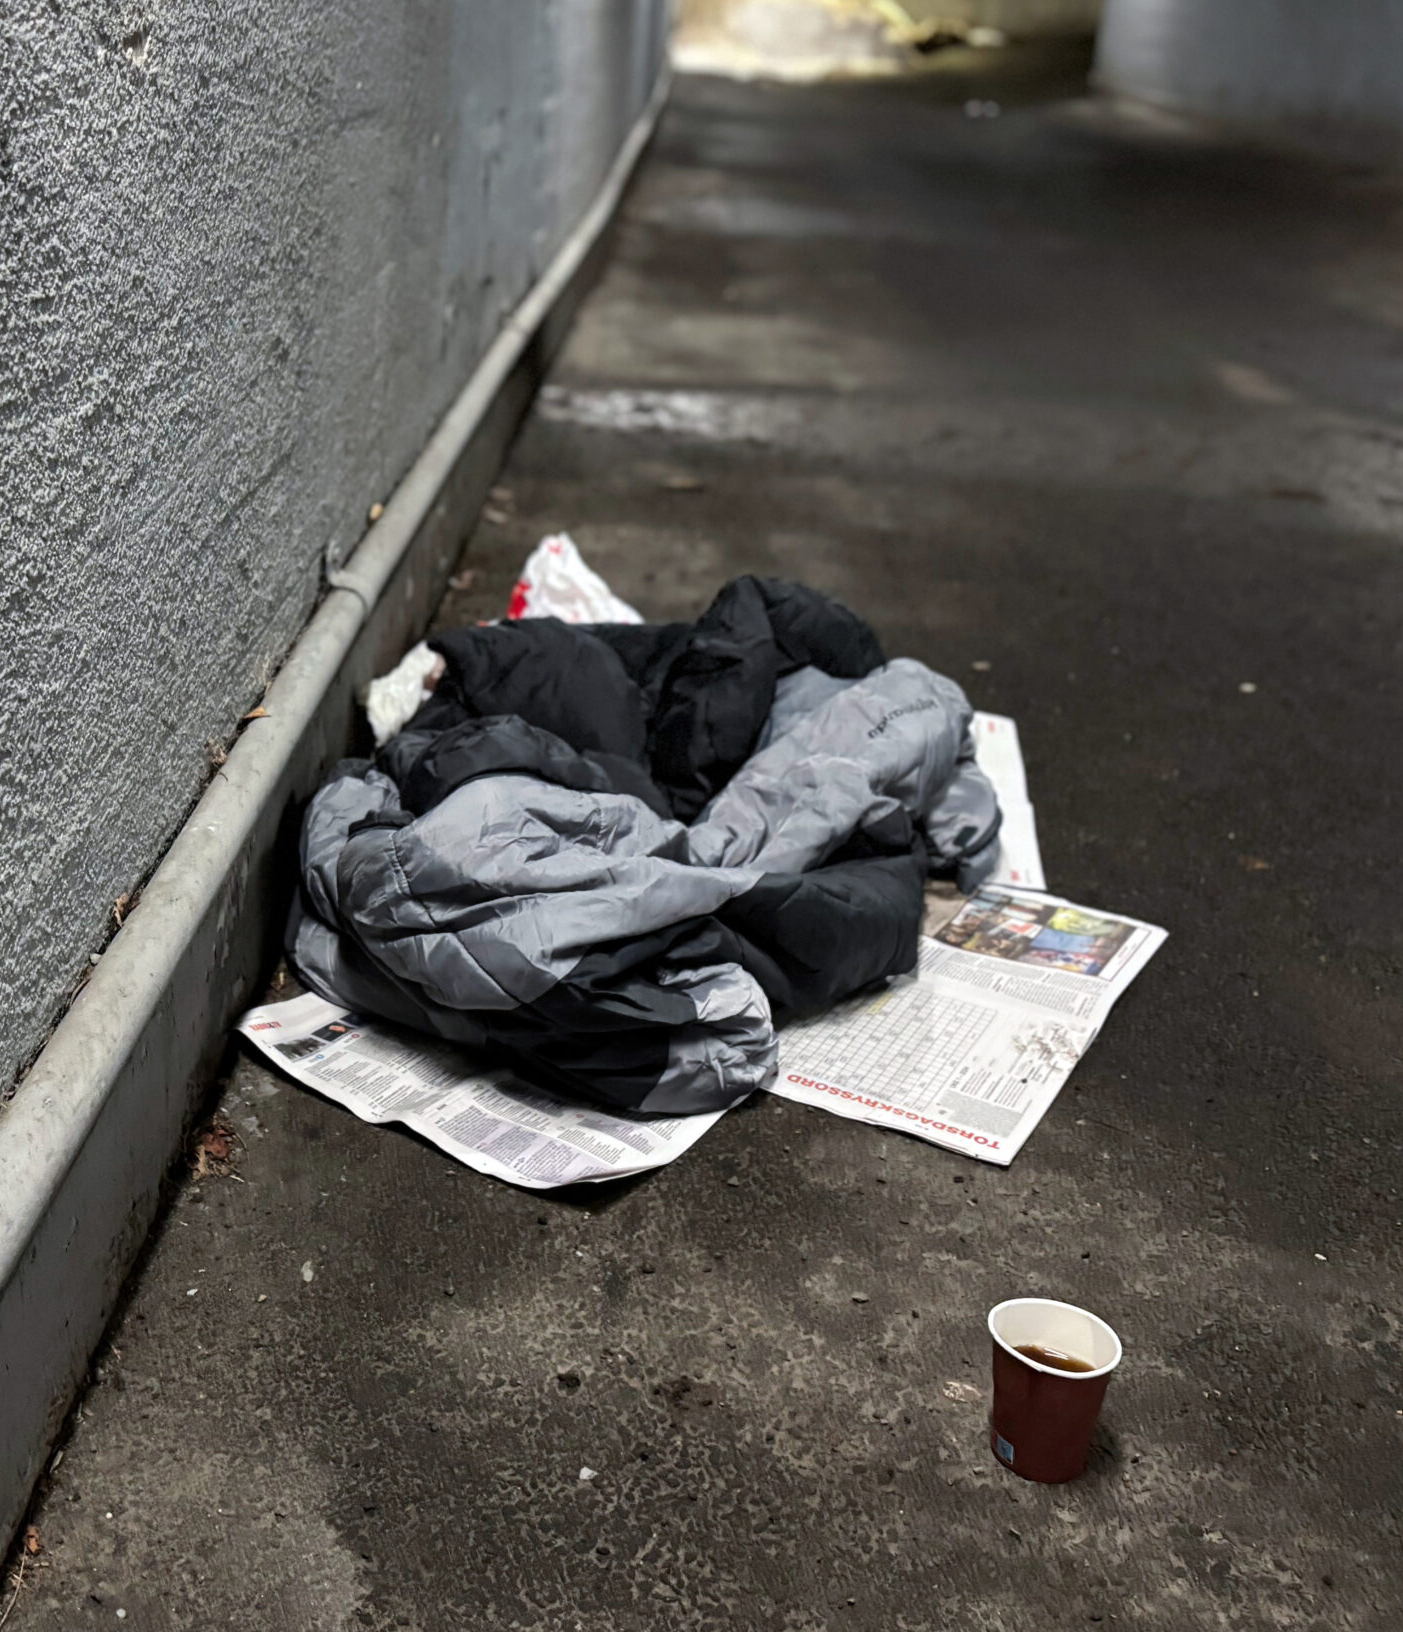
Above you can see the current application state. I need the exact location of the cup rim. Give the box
[987,1297,1123,1380]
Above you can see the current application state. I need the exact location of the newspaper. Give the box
[771,886,1165,1165]
[972,711,1046,891]
[237,992,728,1189]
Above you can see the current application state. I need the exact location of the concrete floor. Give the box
[9,45,1403,1632]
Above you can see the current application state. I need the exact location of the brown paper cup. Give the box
[988,1298,1122,1483]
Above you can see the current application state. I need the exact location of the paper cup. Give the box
[988,1298,1122,1483]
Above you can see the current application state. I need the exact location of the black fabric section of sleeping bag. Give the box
[719,842,926,1021]
[412,579,883,824]
[625,576,887,822]
[419,618,648,761]
[645,576,784,822]
[583,620,693,719]
[384,714,670,819]
[747,576,885,679]
[476,920,738,1113]
[591,579,883,696]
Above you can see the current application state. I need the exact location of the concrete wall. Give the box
[0,0,669,1098]
[1096,0,1403,152]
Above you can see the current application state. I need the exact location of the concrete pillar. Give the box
[1096,0,1403,154]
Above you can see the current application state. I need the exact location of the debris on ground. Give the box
[189,1117,240,1178]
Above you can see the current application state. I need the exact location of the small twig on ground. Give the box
[0,1554,27,1629]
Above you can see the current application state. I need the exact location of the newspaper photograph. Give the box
[972,711,1046,892]
[238,992,729,1189]
[771,886,1166,1165]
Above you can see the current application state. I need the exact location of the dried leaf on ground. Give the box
[112,891,136,928]
[191,1118,240,1178]
[448,569,476,592]
[243,706,270,721]
[21,1529,39,1558]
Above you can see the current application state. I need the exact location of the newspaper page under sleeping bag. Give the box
[770,886,1166,1165]
[971,712,1046,892]
[237,993,728,1189]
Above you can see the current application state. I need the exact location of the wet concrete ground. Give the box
[9,45,1403,1632]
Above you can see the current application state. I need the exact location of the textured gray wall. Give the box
[1096,0,1403,151]
[0,0,668,1094]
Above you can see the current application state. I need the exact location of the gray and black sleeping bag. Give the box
[290,577,1000,1115]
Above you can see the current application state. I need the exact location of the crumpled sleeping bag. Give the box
[290,577,1000,1114]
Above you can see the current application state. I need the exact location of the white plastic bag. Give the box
[506,534,642,624]
[363,641,444,748]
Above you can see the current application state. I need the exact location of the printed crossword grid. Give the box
[785,987,998,1115]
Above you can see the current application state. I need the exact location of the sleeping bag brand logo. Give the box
[867,698,939,739]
